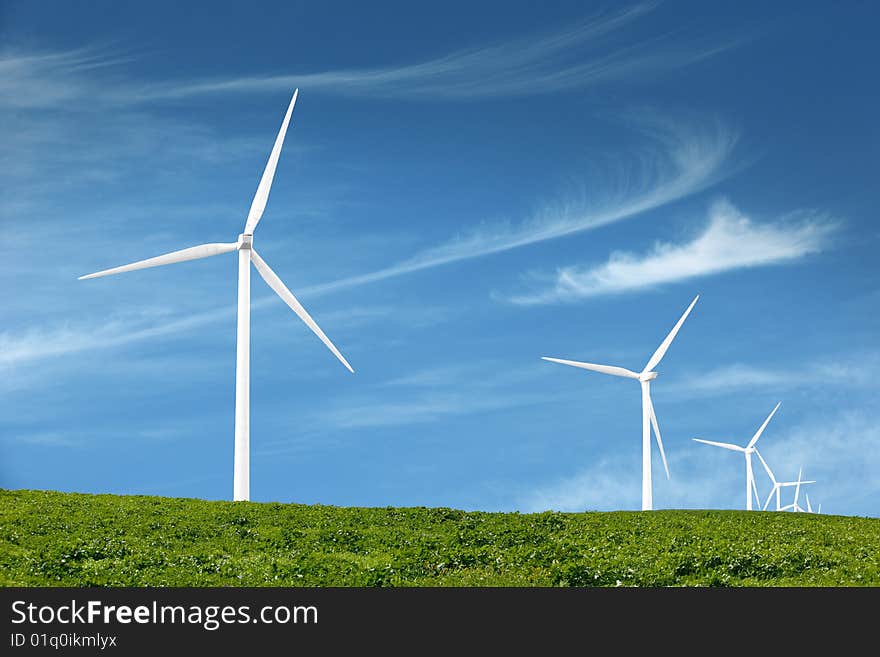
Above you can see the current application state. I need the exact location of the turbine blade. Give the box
[78,242,239,280]
[692,438,744,452]
[754,449,777,484]
[646,389,669,480]
[244,89,299,234]
[250,249,353,373]
[805,493,813,513]
[642,295,699,373]
[747,402,782,448]
[541,357,639,379]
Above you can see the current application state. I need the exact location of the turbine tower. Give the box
[542,295,699,511]
[692,402,781,511]
[79,90,354,501]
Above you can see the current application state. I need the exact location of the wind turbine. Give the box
[79,90,354,502]
[692,402,781,511]
[754,451,816,511]
[542,295,699,511]
[780,467,814,512]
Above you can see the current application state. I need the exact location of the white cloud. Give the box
[511,199,838,303]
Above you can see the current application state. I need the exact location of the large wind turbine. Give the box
[692,402,781,511]
[79,90,353,502]
[542,295,699,511]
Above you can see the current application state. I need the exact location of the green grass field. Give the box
[1,489,877,586]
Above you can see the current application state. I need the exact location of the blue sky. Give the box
[2,1,878,517]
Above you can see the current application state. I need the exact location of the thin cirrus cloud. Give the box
[671,364,793,395]
[510,199,839,304]
[666,353,876,396]
[303,117,736,296]
[0,3,739,108]
[133,3,741,102]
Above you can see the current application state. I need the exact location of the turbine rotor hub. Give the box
[639,371,659,382]
[239,233,253,250]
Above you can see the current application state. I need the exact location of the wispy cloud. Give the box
[511,199,838,303]
[669,354,876,396]
[0,4,743,109]
[304,118,736,295]
[0,47,131,110]
[5,432,80,448]
[131,3,740,102]
[0,308,232,369]
[0,298,396,371]
[317,392,549,431]
[519,459,639,512]
[759,409,880,512]
[253,362,556,449]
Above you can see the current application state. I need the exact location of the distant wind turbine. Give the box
[780,467,815,512]
[692,402,781,511]
[542,295,699,511]
[79,90,354,502]
[754,450,816,511]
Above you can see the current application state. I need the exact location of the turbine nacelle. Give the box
[238,233,253,250]
[638,371,658,382]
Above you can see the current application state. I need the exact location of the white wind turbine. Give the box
[692,402,781,511]
[780,467,814,512]
[542,295,699,511]
[754,451,816,511]
[79,90,353,502]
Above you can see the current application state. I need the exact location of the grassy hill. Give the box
[1,489,877,586]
